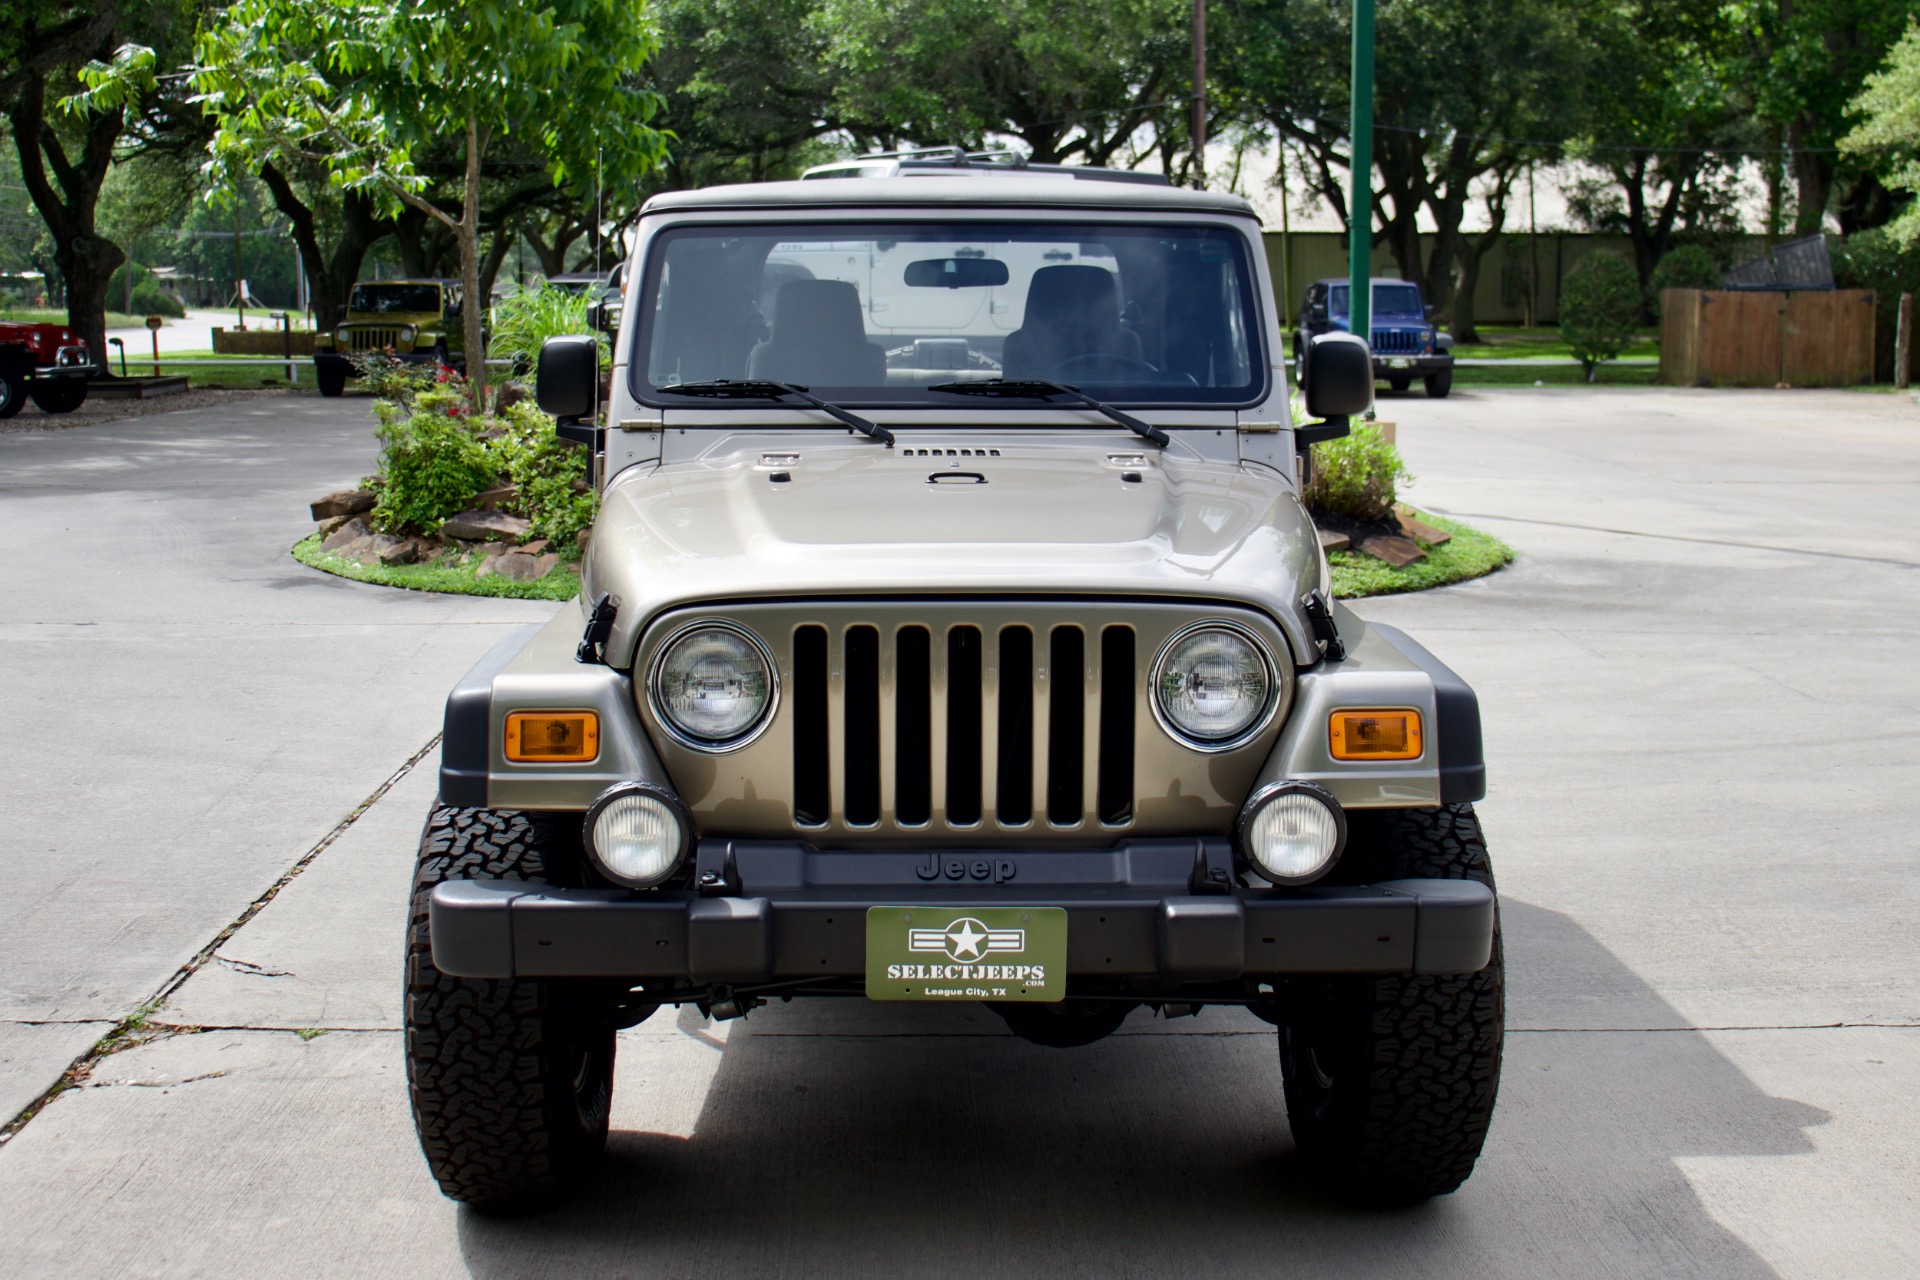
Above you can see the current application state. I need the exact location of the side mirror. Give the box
[446,301,462,320]
[537,334,600,446]
[1307,301,1328,324]
[1297,332,1373,446]
[332,304,347,323]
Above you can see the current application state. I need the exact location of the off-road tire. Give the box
[1425,369,1453,399]
[316,362,347,397]
[1279,804,1502,1203]
[28,378,87,413]
[0,369,24,419]
[405,805,615,1213]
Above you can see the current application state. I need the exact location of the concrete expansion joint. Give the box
[1511,1021,1920,1034]
[1431,508,1920,570]
[0,733,440,1149]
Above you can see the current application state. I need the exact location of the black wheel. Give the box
[1279,804,1503,1203]
[406,806,616,1213]
[316,362,347,397]
[1387,377,1411,394]
[0,369,25,419]
[28,378,87,413]
[432,341,451,368]
[1425,369,1453,399]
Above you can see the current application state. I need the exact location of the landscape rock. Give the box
[1316,528,1351,553]
[377,537,422,567]
[1355,534,1427,568]
[332,535,375,563]
[315,514,351,539]
[491,552,560,583]
[310,489,375,521]
[440,508,530,542]
[576,529,592,552]
[472,483,518,510]
[520,538,550,556]
[321,517,372,553]
[1393,504,1452,546]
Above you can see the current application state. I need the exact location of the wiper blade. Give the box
[658,379,894,446]
[927,379,1169,447]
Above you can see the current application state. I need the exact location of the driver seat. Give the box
[1000,265,1141,379]
[748,279,886,385]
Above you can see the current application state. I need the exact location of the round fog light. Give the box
[1238,782,1345,885]
[584,783,692,888]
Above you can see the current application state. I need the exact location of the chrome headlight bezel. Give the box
[1148,620,1281,753]
[582,781,693,888]
[646,620,779,752]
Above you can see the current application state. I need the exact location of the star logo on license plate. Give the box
[908,917,1025,963]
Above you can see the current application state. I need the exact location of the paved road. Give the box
[1,388,1916,1277]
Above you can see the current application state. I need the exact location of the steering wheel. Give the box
[1048,352,1163,380]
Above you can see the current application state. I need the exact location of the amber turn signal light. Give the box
[1328,709,1423,761]
[505,711,600,763]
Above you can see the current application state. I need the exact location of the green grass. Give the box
[1456,325,1659,361]
[2,308,151,329]
[1447,361,1661,387]
[293,532,580,601]
[1328,511,1514,599]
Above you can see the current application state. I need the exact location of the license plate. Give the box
[1388,357,1411,369]
[865,906,1067,1002]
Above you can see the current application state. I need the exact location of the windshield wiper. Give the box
[926,379,1169,447]
[657,379,894,446]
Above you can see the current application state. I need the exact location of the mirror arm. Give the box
[555,415,600,448]
[1294,415,1350,451]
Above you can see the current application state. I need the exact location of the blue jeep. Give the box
[1294,277,1454,399]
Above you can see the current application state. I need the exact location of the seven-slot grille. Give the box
[1370,328,1422,355]
[790,622,1137,831]
[341,326,410,352]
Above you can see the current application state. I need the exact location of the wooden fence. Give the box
[1659,289,1875,387]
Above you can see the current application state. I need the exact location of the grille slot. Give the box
[843,626,882,826]
[1097,626,1135,824]
[792,626,830,826]
[996,627,1034,825]
[1046,627,1085,825]
[895,626,932,826]
[946,627,983,825]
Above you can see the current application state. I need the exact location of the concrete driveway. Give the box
[0,388,1915,1277]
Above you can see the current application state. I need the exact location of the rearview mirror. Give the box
[537,334,599,444]
[904,258,1011,289]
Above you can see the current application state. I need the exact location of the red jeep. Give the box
[0,320,95,418]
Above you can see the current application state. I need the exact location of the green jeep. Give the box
[313,278,468,397]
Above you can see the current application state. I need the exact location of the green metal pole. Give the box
[1348,0,1374,344]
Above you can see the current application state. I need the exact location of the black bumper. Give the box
[429,840,1495,984]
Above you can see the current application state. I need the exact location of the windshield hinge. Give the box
[1301,590,1346,662]
[577,592,618,665]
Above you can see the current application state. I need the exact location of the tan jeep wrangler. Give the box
[407,151,1502,1213]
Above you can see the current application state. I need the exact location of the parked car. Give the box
[410,154,1501,1213]
[1295,277,1454,398]
[312,278,468,397]
[0,319,94,417]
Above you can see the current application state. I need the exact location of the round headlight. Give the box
[1238,782,1345,885]
[651,623,775,749]
[584,783,691,888]
[1152,624,1275,749]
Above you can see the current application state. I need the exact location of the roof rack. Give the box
[802,147,1170,187]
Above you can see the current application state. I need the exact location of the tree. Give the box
[193,0,668,396]
[1559,254,1641,379]
[817,0,1190,166]
[1840,22,1920,245]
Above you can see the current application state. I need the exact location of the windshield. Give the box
[634,221,1263,405]
[1330,281,1424,320]
[348,283,441,313]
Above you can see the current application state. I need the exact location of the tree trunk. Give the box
[7,72,125,368]
[459,116,489,400]
[476,225,514,306]
[1788,120,1832,236]
[258,161,389,327]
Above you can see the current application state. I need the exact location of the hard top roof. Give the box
[643,176,1257,219]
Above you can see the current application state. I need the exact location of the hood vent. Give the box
[901,447,1002,458]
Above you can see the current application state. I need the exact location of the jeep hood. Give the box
[584,440,1326,665]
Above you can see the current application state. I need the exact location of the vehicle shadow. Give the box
[456,899,1824,1278]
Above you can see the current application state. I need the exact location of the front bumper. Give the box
[429,839,1495,984]
[1372,353,1451,377]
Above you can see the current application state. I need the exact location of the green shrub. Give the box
[489,285,608,371]
[1650,245,1722,318]
[1560,254,1643,380]
[352,353,441,407]
[1305,423,1412,523]
[368,386,498,534]
[487,401,599,546]
[130,280,186,318]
